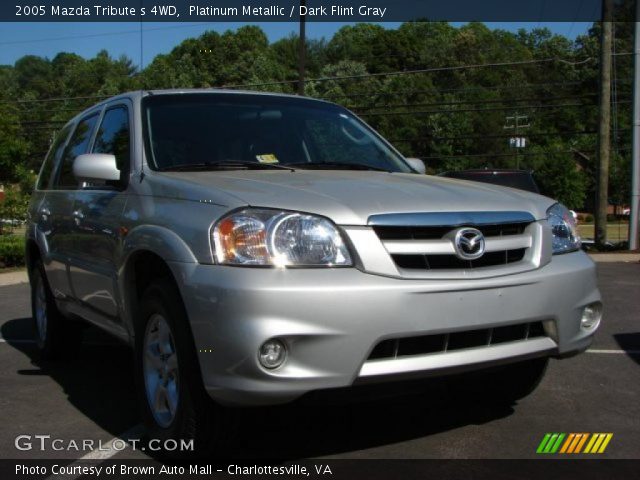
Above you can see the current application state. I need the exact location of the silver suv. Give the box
[26,90,602,452]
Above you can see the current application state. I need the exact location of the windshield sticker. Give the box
[256,154,279,164]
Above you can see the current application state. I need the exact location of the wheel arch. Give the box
[120,248,189,344]
[119,224,199,340]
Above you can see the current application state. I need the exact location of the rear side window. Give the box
[92,106,130,173]
[55,113,99,189]
[37,124,72,190]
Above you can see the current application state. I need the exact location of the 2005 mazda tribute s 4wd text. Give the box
[26,90,602,454]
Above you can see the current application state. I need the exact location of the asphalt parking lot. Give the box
[0,263,638,461]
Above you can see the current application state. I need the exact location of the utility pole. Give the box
[504,113,530,169]
[297,0,306,96]
[139,0,144,72]
[596,0,614,248]
[630,0,640,250]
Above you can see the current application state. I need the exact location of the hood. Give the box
[149,170,555,225]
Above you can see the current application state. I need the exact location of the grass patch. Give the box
[0,235,25,268]
[578,223,629,243]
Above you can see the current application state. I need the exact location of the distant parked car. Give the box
[438,169,540,194]
[439,169,584,229]
[1,219,24,226]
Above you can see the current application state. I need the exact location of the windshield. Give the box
[142,93,411,173]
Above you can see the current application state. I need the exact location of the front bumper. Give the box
[170,250,600,406]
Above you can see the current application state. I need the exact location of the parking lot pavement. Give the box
[0,263,638,460]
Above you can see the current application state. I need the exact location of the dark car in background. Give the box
[438,169,540,194]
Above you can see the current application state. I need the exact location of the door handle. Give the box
[39,207,51,221]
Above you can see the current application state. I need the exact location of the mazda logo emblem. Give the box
[453,228,486,260]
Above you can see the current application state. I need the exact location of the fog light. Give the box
[259,339,286,369]
[581,302,602,330]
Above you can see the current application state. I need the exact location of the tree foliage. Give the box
[0,12,634,212]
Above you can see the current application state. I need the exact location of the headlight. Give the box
[546,203,581,254]
[212,209,353,267]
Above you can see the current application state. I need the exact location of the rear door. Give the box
[45,113,100,300]
[68,101,131,319]
[33,124,73,298]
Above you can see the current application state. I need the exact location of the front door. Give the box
[68,103,131,319]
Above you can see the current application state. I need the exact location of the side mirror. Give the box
[405,157,426,174]
[73,154,120,182]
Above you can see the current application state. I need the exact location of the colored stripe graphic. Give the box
[544,433,559,453]
[597,434,613,453]
[538,433,613,454]
[537,433,565,453]
[536,433,552,453]
[559,433,575,453]
[574,433,589,453]
[550,433,566,453]
[584,433,614,454]
[567,433,582,453]
[584,434,599,453]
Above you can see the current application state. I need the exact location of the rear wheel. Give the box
[30,259,82,359]
[448,357,549,404]
[135,278,223,458]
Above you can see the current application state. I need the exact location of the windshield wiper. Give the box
[160,160,295,172]
[285,162,392,173]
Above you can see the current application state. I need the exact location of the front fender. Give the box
[118,225,198,342]
[121,224,198,264]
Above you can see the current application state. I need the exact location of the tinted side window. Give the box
[55,113,99,189]
[92,106,130,172]
[304,117,384,167]
[37,124,72,190]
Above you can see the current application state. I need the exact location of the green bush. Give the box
[0,187,30,235]
[585,214,594,223]
[0,235,25,268]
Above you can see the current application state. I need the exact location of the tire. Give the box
[134,278,223,459]
[448,357,549,404]
[30,259,83,359]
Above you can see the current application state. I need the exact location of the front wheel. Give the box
[134,279,223,458]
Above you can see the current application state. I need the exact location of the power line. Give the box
[0,23,219,46]
[320,81,592,100]
[389,130,606,143]
[220,57,595,89]
[13,99,631,126]
[0,56,607,107]
[416,146,631,161]
[416,149,592,160]
[8,101,603,126]
[1,81,594,107]
[347,94,600,111]
[0,95,110,105]
[357,101,603,117]
[11,93,605,118]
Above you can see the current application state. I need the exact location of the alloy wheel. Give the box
[142,313,180,428]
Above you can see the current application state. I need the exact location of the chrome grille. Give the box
[369,211,536,272]
[391,248,527,270]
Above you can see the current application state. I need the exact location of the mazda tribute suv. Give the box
[26,90,602,453]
